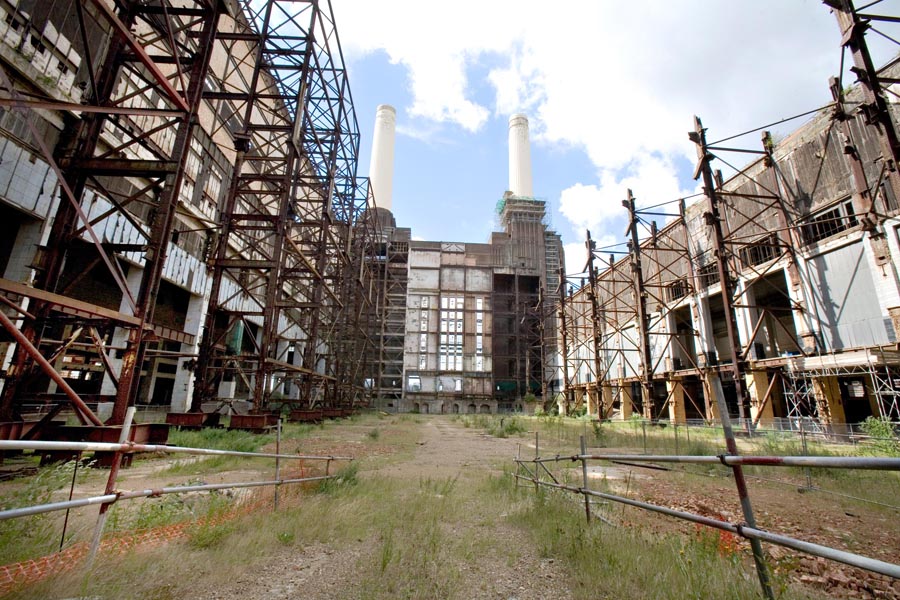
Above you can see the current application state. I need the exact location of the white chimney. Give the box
[368,104,396,211]
[508,113,533,198]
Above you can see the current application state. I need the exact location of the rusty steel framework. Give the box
[555,0,900,428]
[0,0,382,433]
[191,0,378,414]
[0,0,225,426]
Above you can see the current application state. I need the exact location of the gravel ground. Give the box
[192,418,575,600]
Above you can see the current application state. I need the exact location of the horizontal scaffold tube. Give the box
[0,440,353,462]
[0,475,332,521]
[514,468,900,579]
[529,453,900,471]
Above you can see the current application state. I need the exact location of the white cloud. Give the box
[564,241,590,278]
[331,0,900,241]
[563,233,620,279]
[332,1,846,148]
[559,153,696,238]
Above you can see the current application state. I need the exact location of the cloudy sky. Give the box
[330,0,900,275]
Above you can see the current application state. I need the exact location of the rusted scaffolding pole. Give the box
[557,267,575,415]
[584,231,606,418]
[624,190,655,419]
[690,115,774,598]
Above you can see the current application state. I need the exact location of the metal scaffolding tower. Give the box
[192,0,375,414]
[0,0,223,425]
[0,0,381,434]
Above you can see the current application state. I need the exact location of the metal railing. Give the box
[0,408,352,572]
[514,432,900,598]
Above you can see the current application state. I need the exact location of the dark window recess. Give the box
[739,234,780,268]
[30,36,46,54]
[801,200,858,245]
[667,278,688,302]
[698,263,720,288]
[171,224,206,259]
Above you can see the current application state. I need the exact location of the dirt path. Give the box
[193,416,572,600]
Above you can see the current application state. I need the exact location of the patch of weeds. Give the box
[0,460,90,563]
[167,427,275,452]
[185,494,236,550]
[495,417,527,438]
[276,531,295,545]
[511,490,795,599]
[366,428,381,441]
[132,494,191,531]
[419,475,457,498]
[187,520,233,549]
[591,420,605,446]
[379,526,396,573]
[316,462,359,495]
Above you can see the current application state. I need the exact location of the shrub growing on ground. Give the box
[860,416,899,457]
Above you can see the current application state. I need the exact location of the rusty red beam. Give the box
[0,309,102,426]
[87,0,190,113]
[0,98,181,117]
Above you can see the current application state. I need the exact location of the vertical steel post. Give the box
[624,190,655,419]
[557,267,575,414]
[585,231,606,419]
[827,0,900,200]
[112,4,223,423]
[274,418,282,510]
[580,435,591,523]
[86,406,135,570]
[690,116,774,600]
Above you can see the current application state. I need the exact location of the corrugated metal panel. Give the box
[808,240,894,350]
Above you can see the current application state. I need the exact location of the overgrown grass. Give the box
[163,423,316,475]
[105,482,236,536]
[0,460,92,564]
[505,481,813,600]
[3,414,885,599]
[458,414,528,438]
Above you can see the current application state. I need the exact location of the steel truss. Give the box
[781,350,900,428]
[372,232,407,408]
[0,0,223,425]
[556,0,900,427]
[0,0,381,429]
[193,0,377,414]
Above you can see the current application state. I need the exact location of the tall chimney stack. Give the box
[369,104,396,211]
[508,113,533,198]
